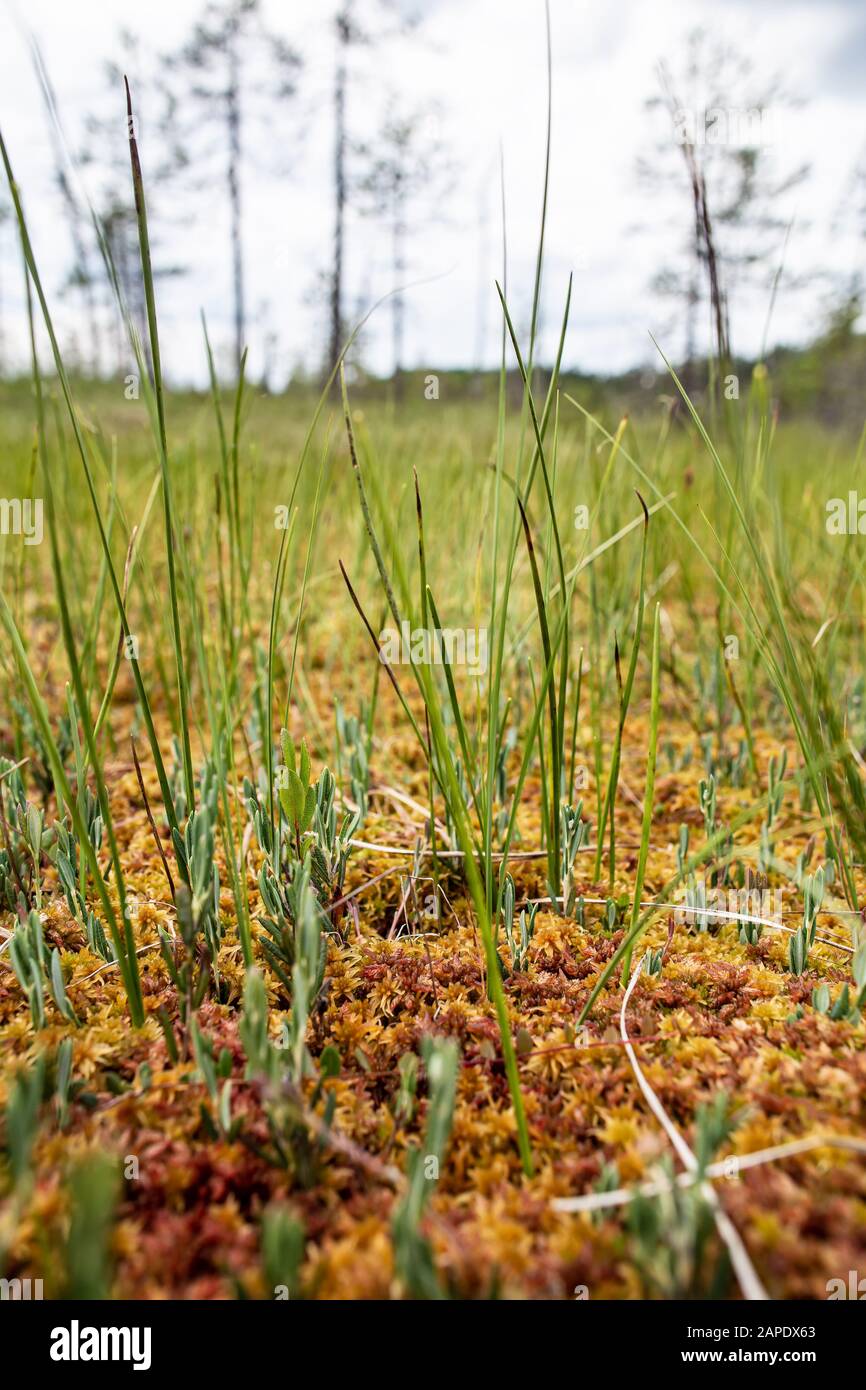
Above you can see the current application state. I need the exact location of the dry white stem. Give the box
[618,952,769,1301]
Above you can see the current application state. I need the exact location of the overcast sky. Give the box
[0,0,864,385]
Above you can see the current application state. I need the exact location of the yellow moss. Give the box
[594,1112,639,1147]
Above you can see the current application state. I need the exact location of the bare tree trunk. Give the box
[113,294,124,376]
[117,229,130,374]
[683,215,701,391]
[114,219,152,379]
[60,181,101,376]
[35,62,102,375]
[682,144,730,389]
[392,198,405,399]
[328,4,350,377]
[472,176,490,380]
[227,48,245,376]
[697,171,730,368]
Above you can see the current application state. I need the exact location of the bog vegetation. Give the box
[0,5,865,1302]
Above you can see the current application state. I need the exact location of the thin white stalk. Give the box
[619,953,768,1301]
[553,1134,866,1214]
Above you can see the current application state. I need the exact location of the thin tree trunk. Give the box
[392,200,405,398]
[697,170,730,368]
[328,5,350,377]
[35,63,102,374]
[682,157,704,391]
[473,177,489,379]
[64,190,101,376]
[227,50,245,376]
[684,241,699,390]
